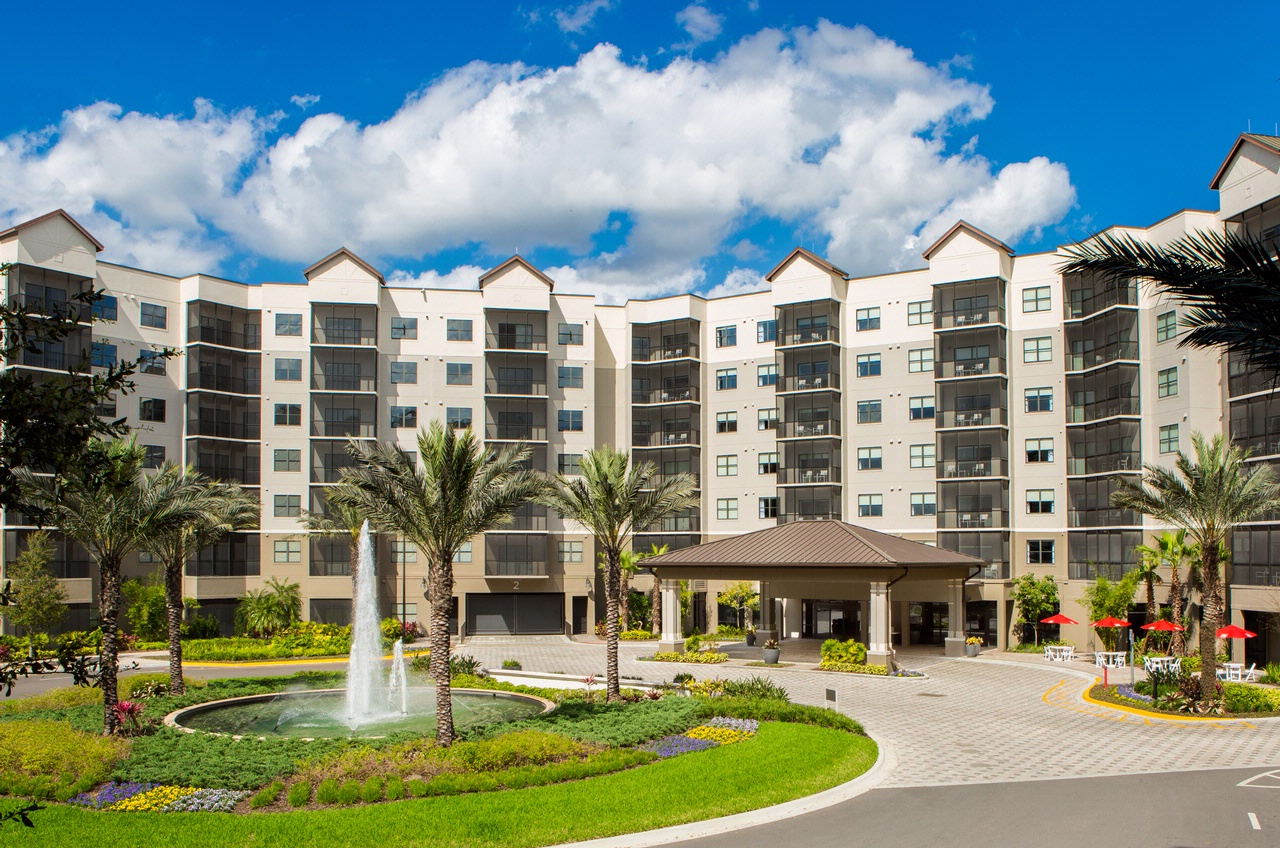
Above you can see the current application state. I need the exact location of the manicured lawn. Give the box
[6,722,876,848]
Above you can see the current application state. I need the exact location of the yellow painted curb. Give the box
[1079,677,1253,724]
[183,652,405,668]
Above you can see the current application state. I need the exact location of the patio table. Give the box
[1095,651,1126,668]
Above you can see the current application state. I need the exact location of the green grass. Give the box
[6,723,875,848]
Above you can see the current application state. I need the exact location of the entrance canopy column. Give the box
[658,579,684,654]
[945,578,967,657]
[867,581,892,668]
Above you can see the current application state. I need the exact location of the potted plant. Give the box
[762,638,780,665]
[965,636,982,657]
[746,626,757,647]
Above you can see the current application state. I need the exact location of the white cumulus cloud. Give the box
[290,93,321,110]
[554,0,615,34]
[676,4,725,49]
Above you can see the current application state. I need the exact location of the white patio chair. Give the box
[1242,663,1258,682]
[1216,667,1229,681]
[1062,646,1075,662]
[1044,646,1054,661]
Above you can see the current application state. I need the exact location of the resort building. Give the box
[3,134,1279,664]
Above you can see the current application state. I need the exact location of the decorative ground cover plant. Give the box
[817,639,888,675]
[1089,679,1280,718]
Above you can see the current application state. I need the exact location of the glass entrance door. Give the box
[802,600,860,638]
[909,602,950,646]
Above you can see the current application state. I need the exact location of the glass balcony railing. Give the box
[632,386,699,404]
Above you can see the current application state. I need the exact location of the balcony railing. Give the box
[1233,566,1280,587]
[485,379,548,396]
[976,564,1010,580]
[312,373,377,392]
[1066,342,1139,372]
[188,372,261,394]
[312,420,376,438]
[631,386,699,404]
[777,420,841,439]
[776,373,840,392]
[312,327,376,346]
[21,349,80,371]
[1066,453,1140,475]
[645,473,701,489]
[937,458,1007,478]
[631,342,699,362]
[313,465,355,484]
[1064,286,1138,320]
[936,510,1010,530]
[632,429,700,448]
[776,326,839,347]
[486,425,549,442]
[507,506,549,531]
[776,466,841,485]
[486,333,549,352]
[1068,508,1138,528]
[640,516,701,533]
[9,293,91,323]
[188,325,261,350]
[777,512,843,524]
[195,464,261,485]
[936,357,1006,379]
[1069,561,1138,580]
[934,306,1005,330]
[937,409,1005,428]
[485,560,548,576]
[1066,397,1139,423]
[188,419,261,440]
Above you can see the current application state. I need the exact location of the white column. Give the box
[867,582,890,654]
[659,579,684,652]
[945,578,967,657]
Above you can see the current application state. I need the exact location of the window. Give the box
[858,494,883,517]
[446,407,472,429]
[1156,311,1177,343]
[757,364,778,386]
[558,454,583,475]
[856,307,881,331]
[857,353,881,377]
[717,455,738,476]
[909,395,935,420]
[274,494,302,517]
[909,443,935,468]
[275,313,303,337]
[1159,424,1179,454]
[1025,438,1054,463]
[446,319,473,341]
[91,342,117,369]
[92,295,118,321]
[559,541,584,562]
[390,317,418,340]
[558,323,584,345]
[1025,387,1053,413]
[1026,489,1055,514]
[907,300,932,326]
[274,449,301,472]
[275,358,302,381]
[857,447,882,471]
[1022,286,1051,313]
[716,411,738,433]
[275,403,302,426]
[558,409,584,431]
[757,320,777,343]
[96,394,117,417]
[274,540,302,563]
[759,497,779,519]
[390,361,418,384]
[140,302,167,329]
[716,368,737,390]
[446,363,472,385]
[758,408,778,430]
[758,452,778,474]
[911,492,936,517]
[908,348,933,373]
[391,540,418,564]
[857,400,882,424]
[139,350,166,375]
[456,541,473,563]
[717,498,739,520]
[1158,367,1178,398]
[1023,337,1053,363]
[558,366,583,388]
[716,325,737,347]
[1027,540,1055,564]
[142,445,165,468]
[391,406,417,428]
[139,398,165,422]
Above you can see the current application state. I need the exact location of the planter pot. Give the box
[965,644,980,657]
[762,648,781,665]
[746,633,756,647]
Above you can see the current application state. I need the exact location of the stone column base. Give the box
[944,636,967,658]
[658,640,685,654]
[867,649,892,669]
[755,629,778,644]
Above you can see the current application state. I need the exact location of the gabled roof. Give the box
[922,220,1014,260]
[0,209,105,252]
[644,520,986,569]
[764,247,847,283]
[479,255,555,290]
[1209,133,1280,190]
[302,247,385,284]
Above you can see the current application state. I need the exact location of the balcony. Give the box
[777,466,841,485]
[631,342,699,362]
[1234,566,1280,587]
[934,305,1006,330]
[640,514,701,534]
[776,326,839,347]
[188,419,261,440]
[188,324,261,350]
[9,292,92,324]
[937,458,1007,478]
[1066,453,1140,476]
[1066,342,1139,372]
[485,379,548,397]
[936,409,1005,428]
[632,386,699,405]
[777,511,843,524]
[936,510,1009,530]
[188,371,261,394]
[506,504,549,532]
[194,463,261,485]
[486,333,549,353]
[486,424,549,442]
[936,357,1006,379]
[776,372,841,393]
[1066,397,1139,423]
[777,420,840,439]
[1064,279,1138,320]
[632,429,700,448]
[312,419,376,438]
[1068,507,1138,528]
[484,559,548,577]
[312,372,376,392]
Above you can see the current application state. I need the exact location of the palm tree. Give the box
[326,423,546,745]
[1111,432,1280,698]
[1060,228,1280,376]
[145,470,258,693]
[639,543,669,636]
[234,577,302,636]
[299,500,367,595]
[599,549,639,632]
[1139,530,1192,656]
[17,438,222,734]
[540,446,697,701]
[1131,541,1165,653]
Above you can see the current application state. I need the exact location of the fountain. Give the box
[345,520,403,727]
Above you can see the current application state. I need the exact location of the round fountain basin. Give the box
[165,687,554,739]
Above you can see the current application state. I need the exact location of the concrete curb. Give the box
[552,734,892,848]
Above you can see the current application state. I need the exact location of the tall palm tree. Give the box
[599,549,639,632]
[1144,529,1192,656]
[640,543,669,636]
[17,438,222,733]
[540,446,697,701]
[299,500,367,596]
[145,470,258,693]
[1131,540,1165,653]
[326,423,546,745]
[1111,432,1280,698]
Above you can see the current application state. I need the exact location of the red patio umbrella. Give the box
[1041,613,1079,625]
[1141,620,1185,632]
[1216,624,1257,640]
[1091,617,1131,686]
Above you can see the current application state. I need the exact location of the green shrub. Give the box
[696,697,866,734]
[683,634,702,654]
[502,659,522,669]
[250,780,284,809]
[337,779,361,805]
[0,686,100,716]
[385,776,406,801]
[359,776,385,803]
[450,655,484,676]
[123,579,169,642]
[184,613,222,640]
[817,660,888,675]
[720,675,790,701]
[820,638,867,665]
[287,780,311,807]
[315,778,341,805]
[0,720,127,795]
[1223,683,1280,714]
[481,698,700,747]
[114,728,356,790]
[445,731,585,773]
[1182,656,1202,673]
[406,778,429,797]
[56,628,103,654]
[619,630,657,641]
[1263,662,1280,685]
[650,651,728,664]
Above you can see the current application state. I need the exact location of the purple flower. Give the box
[640,734,721,757]
[1117,684,1154,703]
[163,788,249,812]
[72,782,158,809]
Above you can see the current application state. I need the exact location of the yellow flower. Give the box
[685,725,754,745]
[109,785,200,812]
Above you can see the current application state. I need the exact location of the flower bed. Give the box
[817,660,888,675]
[639,717,759,757]
[648,651,729,664]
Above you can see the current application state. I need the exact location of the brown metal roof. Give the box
[0,209,105,252]
[1209,133,1280,190]
[921,220,1014,260]
[643,520,987,569]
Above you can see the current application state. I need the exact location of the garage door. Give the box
[466,593,564,635]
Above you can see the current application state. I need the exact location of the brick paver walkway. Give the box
[450,638,1280,788]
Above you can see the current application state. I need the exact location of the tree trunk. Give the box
[619,569,630,632]
[1169,563,1185,656]
[1199,545,1222,701]
[651,580,661,636]
[164,555,185,695]
[99,558,122,735]
[428,556,455,746]
[604,551,621,701]
[1142,577,1157,654]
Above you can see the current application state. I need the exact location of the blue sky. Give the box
[3,1,1277,301]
